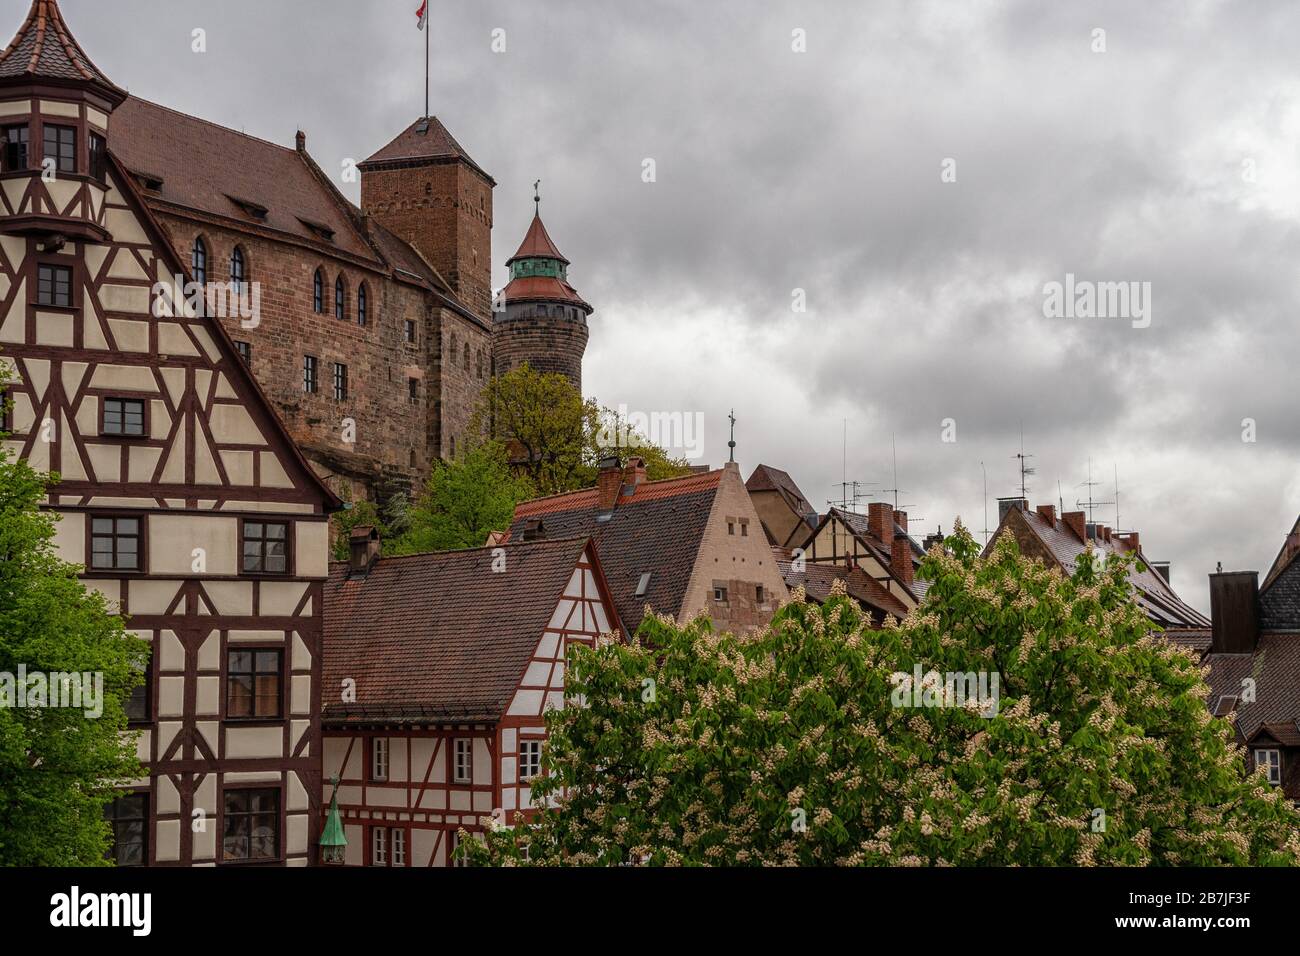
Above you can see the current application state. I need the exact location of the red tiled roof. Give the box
[501,274,590,309]
[773,547,910,621]
[508,213,569,264]
[358,115,492,183]
[0,0,124,102]
[322,537,596,724]
[506,470,725,632]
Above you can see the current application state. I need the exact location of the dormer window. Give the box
[2,125,28,171]
[42,124,75,175]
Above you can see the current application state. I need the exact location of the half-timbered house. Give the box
[0,0,340,866]
[320,534,622,866]
[792,503,927,613]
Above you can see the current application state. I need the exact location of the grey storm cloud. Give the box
[43,0,1300,610]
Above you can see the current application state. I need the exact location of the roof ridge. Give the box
[327,534,588,566]
[125,95,300,156]
[515,469,723,510]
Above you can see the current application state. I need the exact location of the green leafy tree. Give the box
[466,524,1300,866]
[389,440,531,555]
[328,483,387,561]
[0,380,148,866]
[474,364,692,496]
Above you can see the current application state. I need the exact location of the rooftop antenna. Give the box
[827,480,874,512]
[878,433,908,510]
[1057,479,1065,517]
[1114,463,1121,531]
[980,461,989,545]
[727,409,736,463]
[1013,425,1035,500]
[533,179,541,216]
[1075,457,1114,524]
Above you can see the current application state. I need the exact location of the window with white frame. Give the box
[371,826,387,866]
[520,740,542,781]
[453,738,472,783]
[391,827,406,866]
[1255,748,1282,786]
[371,738,388,782]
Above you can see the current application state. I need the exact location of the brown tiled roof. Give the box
[0,0,124,102]
[1161,628,1213,657]
[501,274,590,308]
[506,471,724,633]
[990,506,1210,629]
[1203,634,1300,744]
[110,97,377,260]
[322,537,598,725]
[508,213,569,264]
[772,547,910,621]
[747,464,818,530]
[358,115,492,183]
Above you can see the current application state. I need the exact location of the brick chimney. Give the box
[1036,504,1056,526]
[890,535,914,588]
[1062,511,1086,542]
[867,502,894,547]
[893,509,908,534]
[597,455,623,511]
[623,456,647,492]
[1120,531,1140,552]
[295,129,306,152]
[348,525,381,575]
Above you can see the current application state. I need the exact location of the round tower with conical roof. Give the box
[492,196,591,393]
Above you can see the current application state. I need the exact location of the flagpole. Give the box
[424,6,429,118]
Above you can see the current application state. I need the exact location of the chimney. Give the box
[922,531,945,554]
[295,130,306,152]
[1036,504,1056,526]
[597,455,623,511]
[867,502,894,547]
[1209,570,1259,654]
[1063,511,1086,542]
[893,509,908,534]
[1120,531,1140,552]
[348,525,380,575]
[890,535,915,588]
[997,497,1028,523]
[623,456,647,493]
[1101,526,1111,543]
[521,517,546,542]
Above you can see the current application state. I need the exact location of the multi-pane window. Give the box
[357,284,367,326]
[334,277,345,319]
[453,738,472,783]
[125,663,151,723]
[104,793,148,867]
[226,649,282,719]
[371,738,389,782]
[242,520,288,575]
[303,355,317,394]
[42,124,75,174]
[91,517,141,571]
[3,124,28,171]
[88,131,107,182]
[230,247,246,290]
[392,828,406,866]
[1256,748,1282,786]
[404,319,416,343]
[222,788,279,862]
[102,397,145,437]
[519,740,542,781]
[313,269,324,313]
[407,377,418,404]
[37,264,72,307]
[371,827,406,867]
[332,362,348,401]
[192,237,207,288]
[235,340,251,365]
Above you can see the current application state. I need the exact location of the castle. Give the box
[101,53,593,505]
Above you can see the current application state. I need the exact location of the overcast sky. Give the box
[38,0,1300,611]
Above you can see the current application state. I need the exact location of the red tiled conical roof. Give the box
[507,213,569,265]
[0,0,124,103]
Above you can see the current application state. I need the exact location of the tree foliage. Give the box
[466,524,1300,867]
[0,380,148,866]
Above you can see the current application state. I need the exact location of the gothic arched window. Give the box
[230,247,246,290]
[335,276,346,320]
[313,269,324,313]
[357,284,368,327]
[192,237,207,287]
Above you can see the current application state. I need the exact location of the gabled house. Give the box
[789,503,928,613]
[772,547,910,626]
[983,499,1209,631]
[746,463,818,547]
[320,534,623,866]
[503,457,789,636]
[1202,520,1300,802]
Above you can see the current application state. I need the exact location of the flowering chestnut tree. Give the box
[465,524,1300,866]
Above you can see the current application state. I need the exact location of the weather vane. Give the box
[728,409,737,463]
[533,179,541,215]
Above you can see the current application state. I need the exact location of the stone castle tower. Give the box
[493,202,592,392]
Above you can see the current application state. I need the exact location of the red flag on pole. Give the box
[416,1,428,30]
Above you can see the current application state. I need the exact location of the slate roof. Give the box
[989,505,1209,629]
[0,0,124,102]
[322,537,599,725]
[358,115,492,183]
[506,470,724,633]
[1203,634,1300,745]
[1259,517,1300,630]
[773,547,910,621]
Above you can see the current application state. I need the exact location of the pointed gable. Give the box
[358,115,493,182]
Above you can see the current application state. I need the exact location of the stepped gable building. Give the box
[0,0,340,865]
[791,504,928,613]
[321,534,622,865]
[984,499,1209,632]
[746,463,819,547]
[503,457,788,635]
[1202,518,1300,802]
[28,8,594,504]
